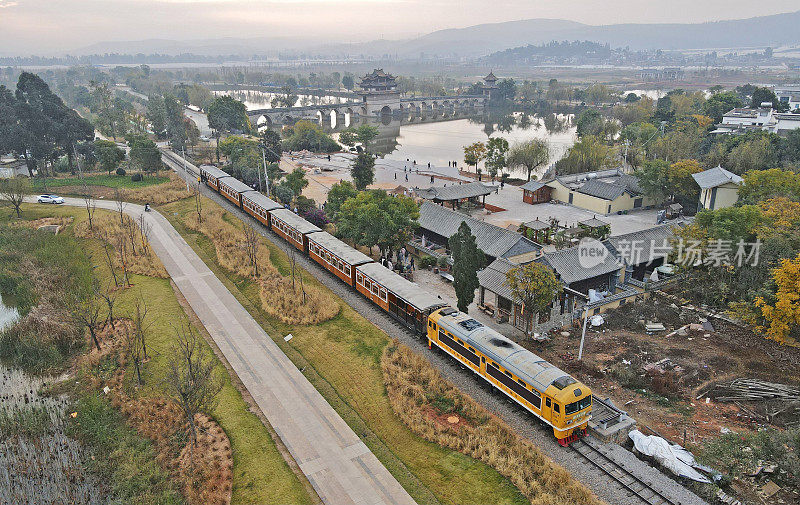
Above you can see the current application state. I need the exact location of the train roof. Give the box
[199,165,230,179]
[269,208,322,234]
[356,262,444,311]
[435,309,575,394]
[219,176,254,194]
[242,191,282,212]
[307,232,374,266]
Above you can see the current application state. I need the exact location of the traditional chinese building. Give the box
[358,69,401,116]
[481,71,499,98]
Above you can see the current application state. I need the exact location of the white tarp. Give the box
[628,429,712,483]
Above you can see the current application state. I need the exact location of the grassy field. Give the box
[1,203,314,505]
[162,196,529,505]
[32,173,169,191]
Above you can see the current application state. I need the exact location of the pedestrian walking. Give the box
[430,175,434,183]
[394,172,397,180]
[410,256,415,270]
[405,173,408,181]
[427,162,430,168]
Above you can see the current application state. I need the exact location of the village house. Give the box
[691,166,743,211]
[532,169,659,215]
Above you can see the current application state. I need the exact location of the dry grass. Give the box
[185,202,339,325]
[85,320,233,505]
[382,342,602,505]
[74,212,168,279]
[120,172,194,205]
[18,216,74,230]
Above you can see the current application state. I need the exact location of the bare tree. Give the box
[69,290,103,351]
[0,178,30,218]
[165,320,222,452]
[81,182,97,230]
[103,243,119,288]
[138,214,152,255]
[115,233,130,287]
[193,182,203,224]
[113,188,126,225]
[124,215,138,256]
[125,297,152,385]
[243,222,260,277]
[95,281,117,328]
[287,244,298,291]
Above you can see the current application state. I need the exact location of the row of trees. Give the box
[463,138,550,182]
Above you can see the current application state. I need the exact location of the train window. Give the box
[545,398,551,408]
[553,404,560,414]
[565,396,591,415]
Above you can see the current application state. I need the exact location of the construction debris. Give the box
[706,378,800,403]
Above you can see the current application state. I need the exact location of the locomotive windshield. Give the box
[565,396,592,415]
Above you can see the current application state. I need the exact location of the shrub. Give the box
[418,255,436,269]
[116,167,126,176]
[130,173,142,182]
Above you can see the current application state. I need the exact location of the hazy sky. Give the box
[1,0,799,55]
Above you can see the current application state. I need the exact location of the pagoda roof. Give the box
[484,71,498,82]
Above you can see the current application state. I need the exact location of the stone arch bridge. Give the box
[248,95,488,129]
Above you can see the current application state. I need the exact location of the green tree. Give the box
[463,142,487,176]
[751,87,780,109]
[281,120,339,152]
[89,81,124,139]
[339,125,379,149]
[94,139,125,174]
[505,262,562,335]
[726,135,778,174]
[325,180,358,219]
[351,153,375,191]
[494,78,517,103]
[703,91,743,124]
[554,135,614,175]
[342,74,355,91]
[449,222,485,313]
[634,159,670,202]
[507,139,550,181]
[695,205,763,244]
[336,190,419,256]
[667,159,704,206]
[259,129,283,163]
[285,167,308,197]
[485,137,509,179]
[146,95,167,138]
[129,137,162,176]
[271,86,299,108]
[207,95,250,161]
[163,93,187,151]
[738,168,800,204]
[274,184,294,206]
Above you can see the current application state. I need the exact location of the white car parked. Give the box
[37,194,64,204]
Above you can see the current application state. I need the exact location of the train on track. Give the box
[198,163,592,444]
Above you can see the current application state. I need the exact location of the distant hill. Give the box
[65,10,800,60]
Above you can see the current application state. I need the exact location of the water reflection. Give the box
[0,292,19,332]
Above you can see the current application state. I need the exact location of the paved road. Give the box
[33,197,416,505]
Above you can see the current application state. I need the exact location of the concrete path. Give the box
[32,197,416,505]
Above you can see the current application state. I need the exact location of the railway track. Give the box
[571,438,679,505]
[161,150,708,505]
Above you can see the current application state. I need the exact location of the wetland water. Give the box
[0,294,105,505]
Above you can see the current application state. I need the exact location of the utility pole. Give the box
[182,147,190,192]
[261,145,270,197]
[578,306,590,361]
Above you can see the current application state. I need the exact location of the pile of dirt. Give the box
[602,295,687,331]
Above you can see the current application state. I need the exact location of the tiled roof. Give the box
[540,241,621,285]
[418,202,540,259]
[520,180,547,192]
[415,181,494,201]
[604,225,675,266]
[477,258,519,303]
[691,166,743,189]
[576,179,628,200]
[523,218,550,230]
[579,217,609,228]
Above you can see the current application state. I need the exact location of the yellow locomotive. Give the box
[427,307,591,445]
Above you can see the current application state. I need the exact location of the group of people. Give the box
[380,246,415,274]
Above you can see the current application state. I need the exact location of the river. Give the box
[216,87,576,178]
